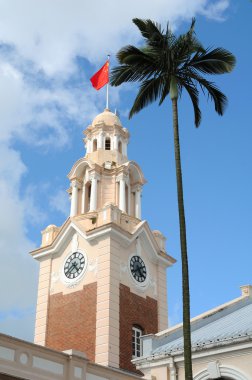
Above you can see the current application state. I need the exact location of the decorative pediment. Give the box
[68,158,95,180]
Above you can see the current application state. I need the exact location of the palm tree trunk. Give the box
[172,98,193,380]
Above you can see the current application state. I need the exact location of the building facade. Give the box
[31,108,175,373]
[0,333,141,380]
[133,285,252,380]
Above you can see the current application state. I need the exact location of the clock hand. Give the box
[72,262,79,271]
[66,261,78,275]
[136,263,142,276]
[65,266,72,275]
[66,265,74,275]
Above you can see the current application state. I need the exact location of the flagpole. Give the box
[106,54,110,109]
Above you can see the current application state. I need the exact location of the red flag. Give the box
[90,61,109,90]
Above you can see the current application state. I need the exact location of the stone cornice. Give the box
[70,177,83,188]
[83,123,129,139]
[31,212,175,266]
[88,169,101,181]
[116,171,129,182]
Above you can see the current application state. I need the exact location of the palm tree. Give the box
[110,18,235,379]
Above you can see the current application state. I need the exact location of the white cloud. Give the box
[0,0,230,148]
[49,189,70,217]
[0,309,35,341]
[0,146,38,311]
[200,0,229,21]
[22,185,47,225]
[0,0,229,75]
[0,58,100,148]
[168,301,182,326]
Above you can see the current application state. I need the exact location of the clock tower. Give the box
[31,108,175,373]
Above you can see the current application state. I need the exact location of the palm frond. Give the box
[111,17,234,122]
[178,78,201,127]
[173,19,204,67]
[189,73,227,115]
[116,45,151,65]
[129,76,165,118]
[188,47,236,74]
[132,18,163,42]
[158,79,171,105]
[110,65,155,86]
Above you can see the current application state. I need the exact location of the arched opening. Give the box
[85,182,91,212]
[118,140,122,153]
[194,366,248,380]
[116,181,120,207]
[105,137,111,150]
[93,139,97,152]
[132,325,144,358]
[131,191,136,217]
[125,184,129,214]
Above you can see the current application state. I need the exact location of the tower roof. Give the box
[92,108,122,127]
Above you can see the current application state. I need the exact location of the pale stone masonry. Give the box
[0,333,141,380]
[31,109,175,372]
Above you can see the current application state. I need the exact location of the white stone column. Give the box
[122,139,127,156]
[81,183,86,214]
[169,360,177,380]
[86,139,92,153]
[119,178,126,213]
[140,368,152,380]
[70,180,79,217]
[135,186,142,219]
[113,134,119,150]
[90,176,98,211]
[98,133,104,149]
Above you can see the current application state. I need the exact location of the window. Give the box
[84,182,91,212]
[132,326,143,358]
[93,139,97,152]
[105,137,111,150]
[131,191,136,217]
[118,140,122,153]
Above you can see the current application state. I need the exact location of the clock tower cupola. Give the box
[31,108,175,373]
[68,108,143,219]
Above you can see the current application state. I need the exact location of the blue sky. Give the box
[0,0,251,341]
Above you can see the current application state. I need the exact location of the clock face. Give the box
[64,252,86,280]
[130,255,147,283]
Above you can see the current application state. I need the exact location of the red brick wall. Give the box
[45,282,97,361]
[119,284,158,373]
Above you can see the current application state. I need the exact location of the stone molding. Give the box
[194,364,250,380]
[31,215,174,267]
[84,123,129,140]
[0,333,140,380]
